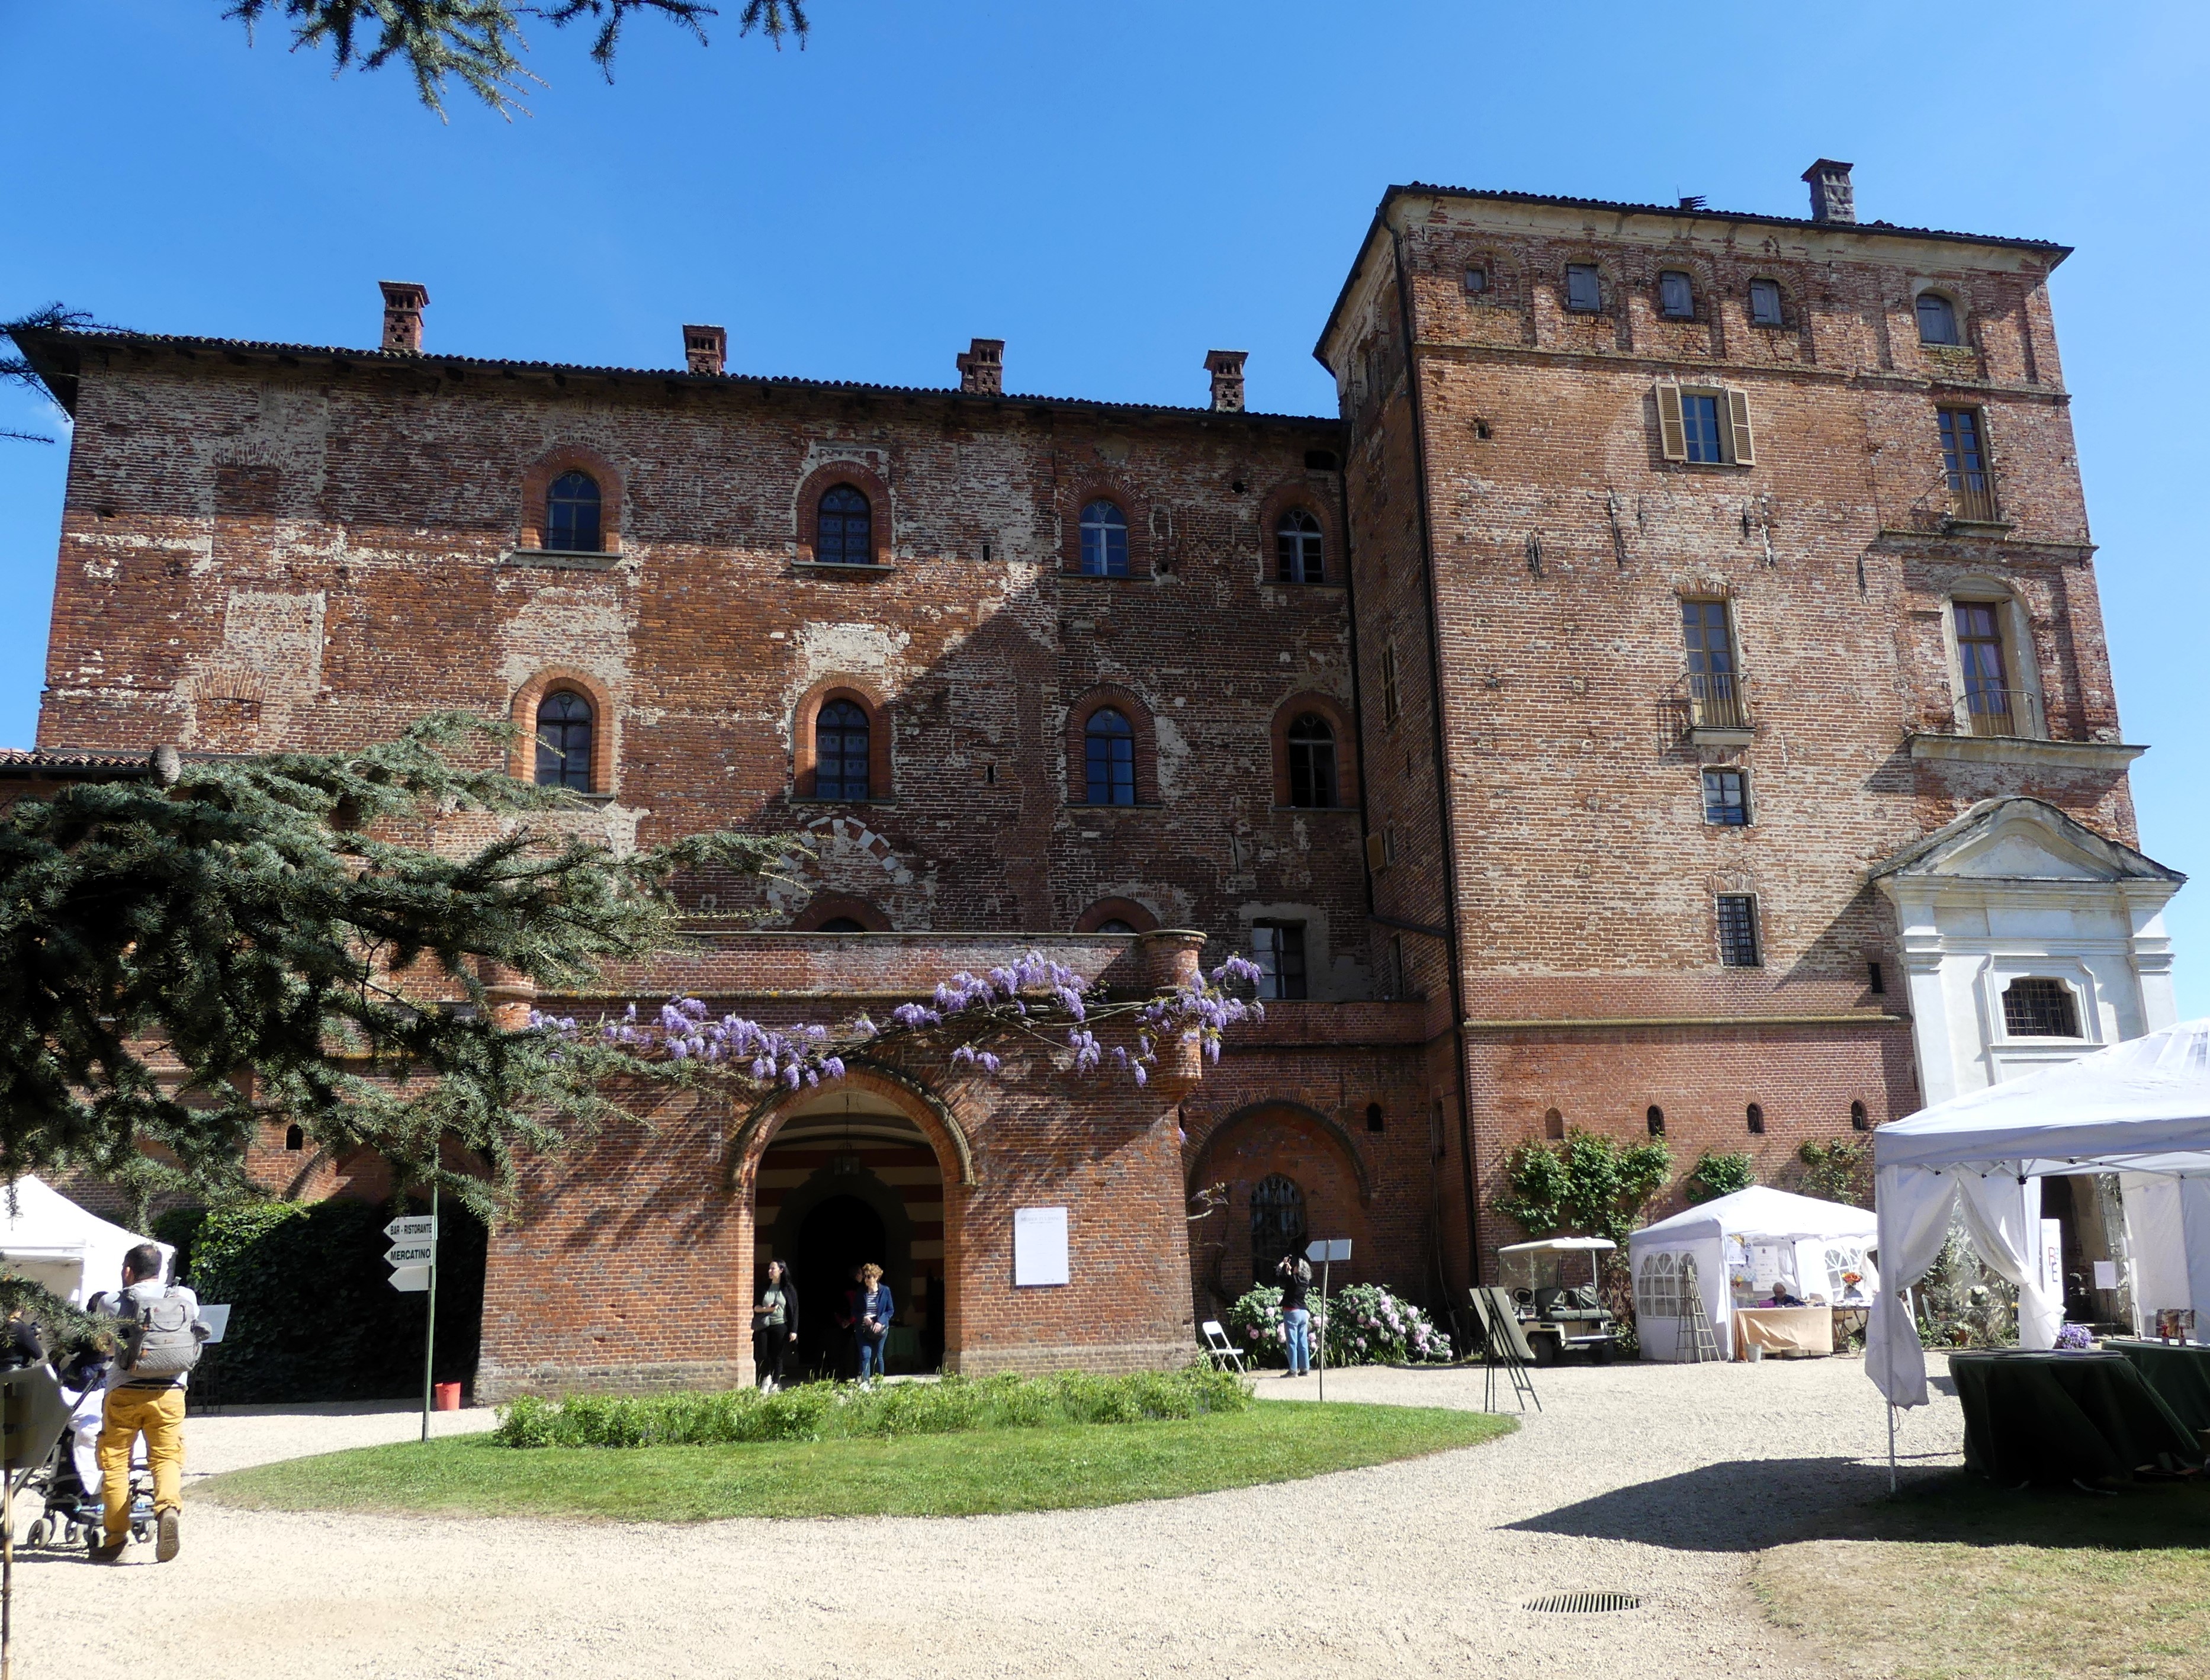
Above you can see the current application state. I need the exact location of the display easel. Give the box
[1676,1256,1723,1364]
[1472,1286,1540,1413]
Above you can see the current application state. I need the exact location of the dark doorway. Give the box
[795,1194,886,1379]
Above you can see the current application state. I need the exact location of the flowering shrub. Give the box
[1324,1283,1453,1365]
[1223,1282,1451,1367]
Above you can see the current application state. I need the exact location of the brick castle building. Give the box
[9,160,2182,1395]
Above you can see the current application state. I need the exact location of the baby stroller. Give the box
[18,1356,153,1552]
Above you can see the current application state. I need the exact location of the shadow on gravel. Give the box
[1508,1459,2210,1552]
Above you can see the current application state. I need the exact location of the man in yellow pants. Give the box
[91,1242,203,1564]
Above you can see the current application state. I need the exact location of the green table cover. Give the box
[2100,1339,2210,1436]
[1946,1350,2204,1485]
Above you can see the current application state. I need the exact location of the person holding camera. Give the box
[1277,1251,1313,1377]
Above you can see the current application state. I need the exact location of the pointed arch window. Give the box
[1286,713,1338,808]
[1080,500,1129,576]
[815,699,872,800]
[535,689,595,790]
[1276,509,1325,583]
[1249,1173,1308,1284]
[817,484,873,566]
[1084,706,1136,805]
[545,471,603,554]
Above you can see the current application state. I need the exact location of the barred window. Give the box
[1717,894,1762,968]
[1249,1173,1307,1284]
[2003,977,2080,1038]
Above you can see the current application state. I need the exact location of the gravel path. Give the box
[12,1356,1964,1679]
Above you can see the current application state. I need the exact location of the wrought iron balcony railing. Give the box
[1684,670,1750,732]
[1959,686,2046,740]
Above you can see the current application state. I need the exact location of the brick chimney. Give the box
[956,337,1004,394]
[378,281,429,354]
[683,324,727,376]
[1204,349,1247,413]
[1802,159,1856,225]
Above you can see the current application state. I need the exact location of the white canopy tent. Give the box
[1868,1017,2210,1411]
[1628,1187,1879,1362]
[0,1175,171,1305]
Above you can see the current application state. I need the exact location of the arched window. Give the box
[815,917,866,933]
[817,484,873,565]
[1850,1100,1870,1132]
[815,699,871,800]
[283,1123,304,1152]
[1249,1173,1308,1284]
[1544,1107,1565,1141]
[1746,1102,1765,1135]
[1094,918,1135,934]
[1276,510,1325,584]
[1084,707,1135,805]
[545,471,603,553]
[1286,713,1337,808]
[1079,500,1129,576]
[1646,1104,1666,1138]
[1366,1102,1385,1134]
[2003,977,2080,1038]
[534,689,594,790]
[1916,292,1960,346]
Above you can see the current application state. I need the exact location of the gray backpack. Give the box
[114,1287,201,1382]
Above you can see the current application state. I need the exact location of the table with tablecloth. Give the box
[1947,1350,2205,1483]
[1733,1305,1833,1358]
[2099,1339,2210,1440]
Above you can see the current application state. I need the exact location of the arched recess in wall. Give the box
[518,445,624,553]
[795,460,894,567]
[508,667,618,793]
[792,677,895,802]
[1254,480,1342,587]
[1065,684,1159,807]
[793,894,891,932]
[1268,692,1359,809]
[730,1060,976,1193]
[1074,897,1159,934]
[1186,1099,1375,1207]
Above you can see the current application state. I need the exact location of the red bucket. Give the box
[433,1381,463,1412]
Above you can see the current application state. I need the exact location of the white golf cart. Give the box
[1495,1236,1620,1365]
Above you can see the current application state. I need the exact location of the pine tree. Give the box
[223,1,809,117]
[0,715,786,1217]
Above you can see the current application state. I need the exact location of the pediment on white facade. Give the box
[1872,797,2184,888]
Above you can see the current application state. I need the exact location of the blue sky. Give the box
[3,1,2205,1006]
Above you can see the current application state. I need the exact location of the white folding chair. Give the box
[1199,1320,1248,1373]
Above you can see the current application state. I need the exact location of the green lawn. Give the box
[1756,1475,2210,1680]
[202,1400,1514,1521]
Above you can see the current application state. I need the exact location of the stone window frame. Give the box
[1268,692,1360,810]
[518,446,624,554]
[1985,967,2095,1046]
[1061,481,1150,578]
[794,460,894,568]
[792,677,894,802]
[1255,480,1342,589]
[508,668,618,796]
[1074,897,1159,934]
[1065,684,1159,807]
[792,894,892,933]
[1936,576,2046,740]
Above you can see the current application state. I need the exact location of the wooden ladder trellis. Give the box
[1676,1255,1724,1364]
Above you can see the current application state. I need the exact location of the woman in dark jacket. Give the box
[753,1260,799,1392]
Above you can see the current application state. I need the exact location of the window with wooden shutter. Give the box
[1656,384,1687,461]
[1726,389,1756,465]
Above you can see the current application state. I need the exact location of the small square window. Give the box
[1749,279,1784,327]
[1659,271,1695,319]
[1463,266,1489,295]
[1565,264,1603,313]
[1717,894,1762,968]
[1252,921,1308,1001]
[1701,768,1749,825]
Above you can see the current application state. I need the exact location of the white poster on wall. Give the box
[1014,1207,1069,1287]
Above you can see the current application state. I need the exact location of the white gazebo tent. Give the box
[1628,1186,1880,1361]
[0,1175,171,1305]
[1868,1017,2210,1418]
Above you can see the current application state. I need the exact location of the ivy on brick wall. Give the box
[157,1199,486,1403]
[1683,1149,1756,1205]
[1493,1130,1673,1248]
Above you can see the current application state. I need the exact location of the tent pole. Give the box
[1887,1402,1897,1494]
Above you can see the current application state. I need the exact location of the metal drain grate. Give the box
[1525,1591,1642,1615]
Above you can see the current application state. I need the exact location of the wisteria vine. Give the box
[531,950,1268,1091]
